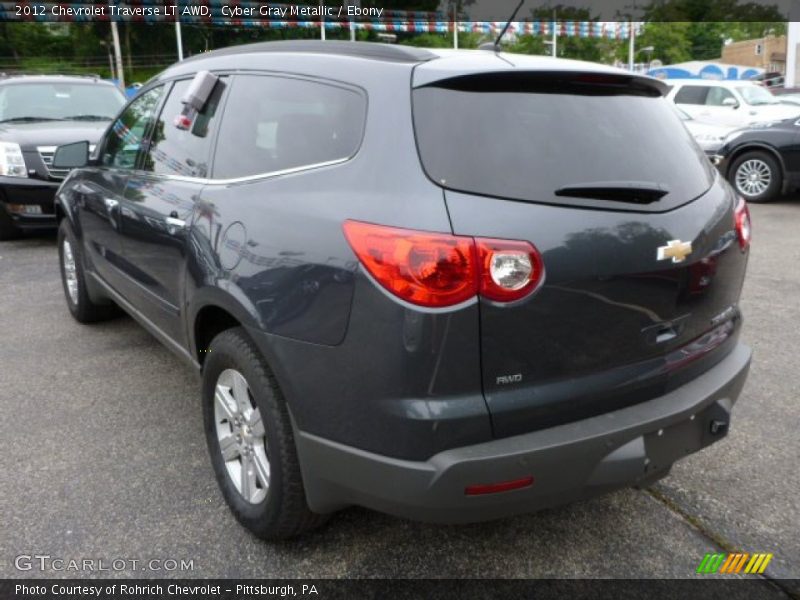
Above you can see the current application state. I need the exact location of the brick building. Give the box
[721,35,787,74]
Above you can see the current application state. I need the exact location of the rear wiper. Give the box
[554,181,669,204]
[64,115,112,121]
[0,116,64,123]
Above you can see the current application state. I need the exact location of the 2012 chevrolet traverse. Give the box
[52,41,752,540]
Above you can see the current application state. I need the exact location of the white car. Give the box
[666,79,800,127]
[675,107,738,153]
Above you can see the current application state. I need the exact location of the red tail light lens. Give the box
[734,197,751,251]
[343,220,545,308]
[342,220,478,308]
[476,238,544,302]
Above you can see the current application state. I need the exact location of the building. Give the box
[721,35,787,75]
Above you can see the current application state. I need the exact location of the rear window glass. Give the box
[412,73,714,209]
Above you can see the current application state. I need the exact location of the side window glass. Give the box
[141,77,226,178]
[673,86,708,105]
[705,86,735,106]
[213,75,366,180]
[101,86,164,169]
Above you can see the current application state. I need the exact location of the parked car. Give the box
[666,79,800,127]
[712,117,800,202]
[52,41,752,540]
[675,106,739,154]
[0,74,126,240]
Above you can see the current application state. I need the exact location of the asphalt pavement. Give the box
[0,201,797,587]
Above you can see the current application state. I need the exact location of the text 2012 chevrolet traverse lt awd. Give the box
[52,41,751,540]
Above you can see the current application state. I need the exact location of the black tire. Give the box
[729,150,782,203]
[202,327,328,540]
[57,219,117,323]
[0,205,21,241]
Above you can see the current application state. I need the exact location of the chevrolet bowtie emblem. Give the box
[657,239,693,263]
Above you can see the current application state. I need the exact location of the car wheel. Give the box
[730,151,782,203]
[202,327,328,540]
[58,219,117,323]
[0,205,21,240]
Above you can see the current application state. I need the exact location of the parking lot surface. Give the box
[0,201,797,587]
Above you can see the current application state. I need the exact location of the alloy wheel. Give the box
[62,239,79,305]
[214,368,270,504]
[735,159,772,197]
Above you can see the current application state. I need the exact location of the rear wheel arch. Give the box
[193,304,243,365]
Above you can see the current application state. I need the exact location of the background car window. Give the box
[705,86,736,106]
[674,85,709,105]
[213,75,366,179]
[101,86,164,169]
[737,86,779,106]
[0,83,125,121]
[140,78,226,178]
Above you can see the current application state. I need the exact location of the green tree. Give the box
[635,22,693,64]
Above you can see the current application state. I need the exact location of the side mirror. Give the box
[52,141,90,169]
[722,97,739,108]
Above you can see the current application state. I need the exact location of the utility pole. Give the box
[109,6,125,88]
[628,20,636,71]
[320,0,326,40]
[175,20,184,61]
[348,0,358,41]
[453,2,458,49]
[551,9,557,57]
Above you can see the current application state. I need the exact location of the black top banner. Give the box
[0,0,795,23]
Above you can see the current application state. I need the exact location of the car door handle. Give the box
[165,216,186,230]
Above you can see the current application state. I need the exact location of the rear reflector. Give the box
[343,220,544,308]
[734,197,751,251]
[465,476,534,496]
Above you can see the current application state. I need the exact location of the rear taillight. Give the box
[476,238,544,303]
[342,220,478,308]
[343,220,544,308]
[734,197,751,251]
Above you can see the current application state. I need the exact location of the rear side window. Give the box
[412,73,714,210]
[140,78,226,178]
[674,85,709,105]
[213,75,366,180]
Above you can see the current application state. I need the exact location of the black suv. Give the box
[53,41,752,540]
[0,74,125,239]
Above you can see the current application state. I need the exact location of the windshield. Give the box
[413,73,714,210]
[0,82,125,121]
[737,86,779,106]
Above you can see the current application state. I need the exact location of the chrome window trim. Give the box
[126,156,351,186]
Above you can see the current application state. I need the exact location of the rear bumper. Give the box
[0,176,59,229]
[296,343,751,523]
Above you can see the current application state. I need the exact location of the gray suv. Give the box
[52,41,752,539]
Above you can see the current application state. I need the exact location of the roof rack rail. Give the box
[183,40,438,65]
[0,71,105,80]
